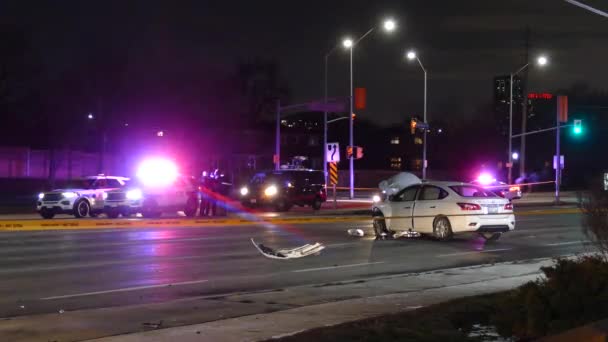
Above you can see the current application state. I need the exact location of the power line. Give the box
[564,0,608,19]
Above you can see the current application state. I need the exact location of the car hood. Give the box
[378,172,421,195]
[47,188,89,193]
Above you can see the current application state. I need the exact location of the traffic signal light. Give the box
[346,146,353,159]
[573,119,582,135]
[355,146,363,159]
[351,113,356,121]
[410,118,417,135]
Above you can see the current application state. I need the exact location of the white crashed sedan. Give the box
[372,181,515,241]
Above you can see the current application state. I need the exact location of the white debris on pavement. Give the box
[251,238,325,259]
[393,230,421,239]
[347,229,365,237]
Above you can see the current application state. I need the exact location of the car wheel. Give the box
[373,214,391,239]
[275,198,291,212]
[106,208,120,219]
[311,197,323,211]
[142,199,161,218]
[73,199,90,218]
[433,216,453,241]
[480,232,502,242]
[40,208,55,219]
[184,196,198,217]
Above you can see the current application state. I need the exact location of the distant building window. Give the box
[390,137,400,145]
[390,157,402,162]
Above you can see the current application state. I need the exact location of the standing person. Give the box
[199,171,212,217]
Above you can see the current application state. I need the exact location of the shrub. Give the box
[492,256,608,340]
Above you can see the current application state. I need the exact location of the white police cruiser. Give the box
[37,175,129,219]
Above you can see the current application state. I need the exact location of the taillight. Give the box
[504,203,513,210]
[509,186,520,192]
[457,203,481,211]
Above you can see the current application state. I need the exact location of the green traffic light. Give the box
[573,119,583,135]
[573,126,582,134]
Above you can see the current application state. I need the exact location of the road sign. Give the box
[329,162,338,185]
[553,155,564,170]
[326,142,340,162]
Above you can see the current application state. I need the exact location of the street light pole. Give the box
[508,72,514,185]
[349,46,354,199]
[507,55,547,184]
[275,99,281,170]
[406,51,428,179]
[324,54,329,184]
[422,64,428,179]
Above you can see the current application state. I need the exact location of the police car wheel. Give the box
[74,200,90,218]
[106,209,120,219]
[184,197,198,217]
[40,208,55,219]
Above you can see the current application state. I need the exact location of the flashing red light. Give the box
[528,93,553,100]
[504,203,514,210]
[137,158,178,188]
[477,173,495,186]
[457,203,482,211]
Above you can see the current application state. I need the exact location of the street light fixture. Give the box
[383,19,396,32]
[87,113,94,120]
[405,49,428,179]
[339,18,397,198]
[507,54,549,184]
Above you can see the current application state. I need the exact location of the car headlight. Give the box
[240,187,249,196]
[264,185,278,197]
[126,189,143,200]
[372,194,381,203]
[38,193,44,200]
[102,192,108,200]
[62,192,78,199]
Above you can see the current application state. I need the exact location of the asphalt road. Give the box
[0,207,591,320]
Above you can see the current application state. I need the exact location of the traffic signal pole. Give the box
[555,108,561,204]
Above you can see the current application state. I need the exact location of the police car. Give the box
[103,175,200,218]
[37,175,129,219]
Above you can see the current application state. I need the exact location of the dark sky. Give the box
[2,0,607,125]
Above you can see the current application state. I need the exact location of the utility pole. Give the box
[519,27,530,181]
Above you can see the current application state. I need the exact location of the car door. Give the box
[387,185,420,230]
[413,185,450,233]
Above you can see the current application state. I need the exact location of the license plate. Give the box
[250,199,257,204]
[488,206,498,214]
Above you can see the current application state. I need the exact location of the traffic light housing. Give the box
[573,119,582,135]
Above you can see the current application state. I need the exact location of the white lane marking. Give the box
[544,241,584,246]
[41,279,209,300]
[437,248,512,258]
[292,261,385,273]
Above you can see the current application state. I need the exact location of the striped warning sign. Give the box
[329,162,338,185]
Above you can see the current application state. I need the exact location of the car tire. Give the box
[73,199,91,218]
[433,216,453,241]
[106,208,120,219]
[480,232,502,242]
[184,196,198,217]
[142,199,161,218]
[311,197,323,211]
[275,198,291,212]
[40,208,55,219]
[373,213,391,239]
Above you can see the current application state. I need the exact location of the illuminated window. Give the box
[390,137,400,145]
